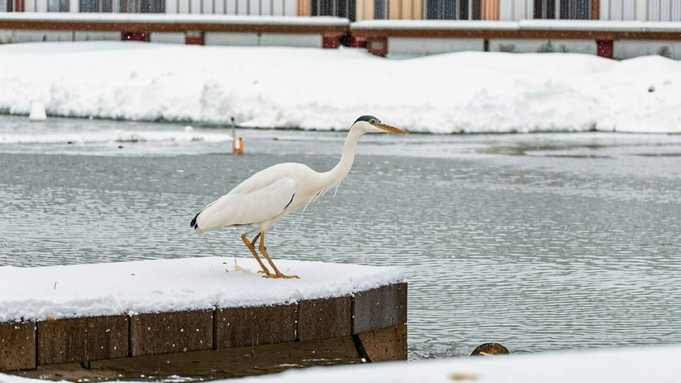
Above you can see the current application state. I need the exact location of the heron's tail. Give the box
[190,212,201,231]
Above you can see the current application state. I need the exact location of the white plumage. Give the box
[191,115,407,278]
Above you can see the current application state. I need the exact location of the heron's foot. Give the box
[257,269,274,277]
[265,271,300,279]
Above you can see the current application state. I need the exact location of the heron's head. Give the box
[352,115,408,135]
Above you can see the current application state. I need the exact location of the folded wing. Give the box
[193,169,298,233]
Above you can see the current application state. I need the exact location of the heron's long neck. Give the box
[321,126,364,189]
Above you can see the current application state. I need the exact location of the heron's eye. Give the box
[369,119,376,124]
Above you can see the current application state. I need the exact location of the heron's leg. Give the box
[241,233,273,277]
[258,232,299,279]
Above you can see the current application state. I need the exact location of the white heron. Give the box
[190,115,408,279]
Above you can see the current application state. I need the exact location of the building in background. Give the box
[1,0,679,21]
[2,0,166,12]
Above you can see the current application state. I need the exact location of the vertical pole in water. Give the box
[231,117,244,155]
[231,117,236,149]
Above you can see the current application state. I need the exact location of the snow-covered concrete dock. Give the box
[0,257,404,322]
[0,257,407,376]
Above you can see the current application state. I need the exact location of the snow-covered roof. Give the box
[352,19,681,32]
[352,20,520,31]
[0,12,349,27]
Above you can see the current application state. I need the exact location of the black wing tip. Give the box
[190,212,201,230]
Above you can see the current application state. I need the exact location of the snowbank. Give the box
[0,125,230,145]
[0,42,680,133]
[1,344,679,383]
[0,257,404,322]
[233,344,681,383]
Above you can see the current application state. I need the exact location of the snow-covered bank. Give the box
[0,124,230,145]
[1,42,680,134]
[2,344,679,383]
[230,344,681,383]
[0,257,404,322]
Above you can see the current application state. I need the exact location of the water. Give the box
[1,115,680,359]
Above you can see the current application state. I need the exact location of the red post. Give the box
[185,31,205,45]
[15,0,25,12]
[348,35,367,48]
[322,33,341,49]
[367,37,388,57]
[596,40,614,59]
[122,32,149,42]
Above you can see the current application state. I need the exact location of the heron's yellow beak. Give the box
[374,123,409,135]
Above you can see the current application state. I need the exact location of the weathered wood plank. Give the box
[215,304,297,349]
[353,283,407,334]
[298,297,352,341]
[37,316,128,365]
[0,321,36,370]
[129,310,213,356]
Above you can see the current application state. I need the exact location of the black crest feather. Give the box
[354,115,380,124]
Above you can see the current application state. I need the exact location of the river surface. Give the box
[1,115,680,359]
